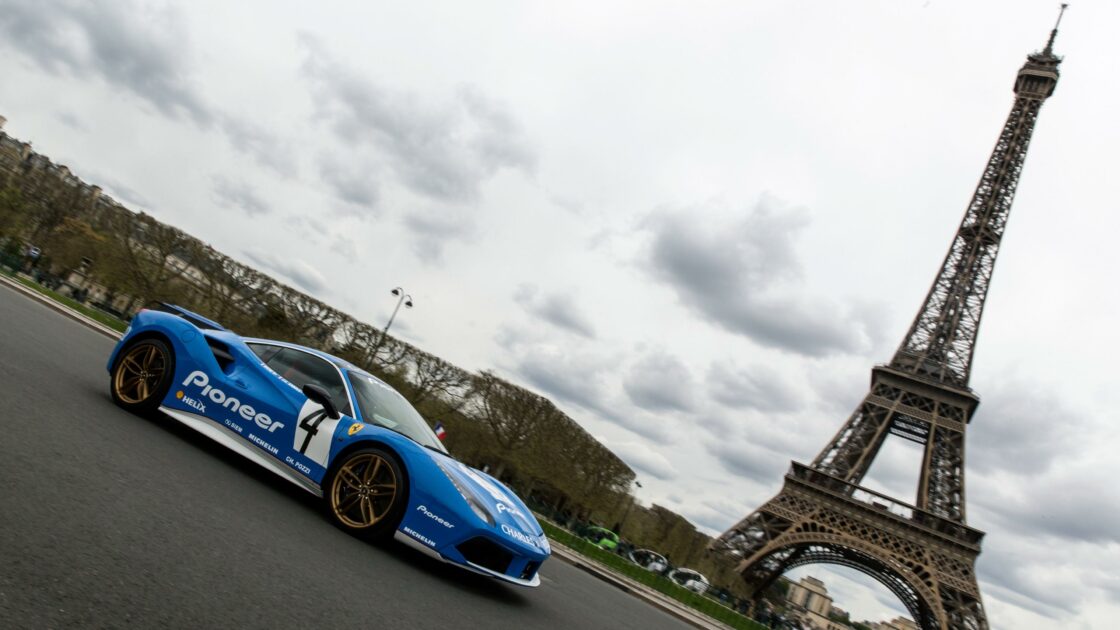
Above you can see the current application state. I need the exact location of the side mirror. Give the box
[302,384,340,419]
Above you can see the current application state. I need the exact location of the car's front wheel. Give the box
[324,447,408,540]
[110,338,175,415]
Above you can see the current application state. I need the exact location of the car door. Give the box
[246,344,355,482]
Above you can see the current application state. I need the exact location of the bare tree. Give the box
[193,251,277,328]
[100,211,205,310]
[403,350,472,415]
[469,372,563,476]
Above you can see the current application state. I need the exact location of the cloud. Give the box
[300,36,536,203]
[331,236,358,262]
[678,498,756,535]
[968,379,1079,476]
[496,325,675,443]
[402,209,475,264]
[284,215,329,239]
[318,155,379,212]
[623,351,697,412]
[219,116,297,177]
[457,85,537,175]
[706,438,791,486]
[513,347,614,420]
[641,195,874,356]
[0,0,292,174]
[211,175,270,217]
[0,0,211,123]
[496,325,609,412]
[963,378,1120,546]
[707,359,805,413]
[974,467,1120,546]
[513,284,597,338]
[54,110,87,132]
[243,249,326,293]
[87,172,151,209]
[608,441,678,481]
[974,533,1120,620]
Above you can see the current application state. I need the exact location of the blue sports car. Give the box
[107,304,549,586]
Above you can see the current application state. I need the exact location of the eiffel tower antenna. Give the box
[712,12,1067,630]
[1044,4,1069,55]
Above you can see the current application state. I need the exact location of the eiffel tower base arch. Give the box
[716,466,988,630]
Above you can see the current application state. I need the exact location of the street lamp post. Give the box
[368,287,412,365]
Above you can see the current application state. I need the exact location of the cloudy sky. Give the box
[2,0,1117,626]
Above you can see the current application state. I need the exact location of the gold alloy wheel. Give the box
[113,343,167,404]
[331,453,399,528]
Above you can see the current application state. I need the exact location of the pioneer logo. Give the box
[182,370,284,432]
[496,502,526,520]
[417,505,455,528]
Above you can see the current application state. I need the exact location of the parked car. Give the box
[583,526,619,551]
[628,548,669,573]
[668,567,710,594]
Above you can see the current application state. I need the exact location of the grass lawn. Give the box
[0,269,128,333]
[540,520,766,630]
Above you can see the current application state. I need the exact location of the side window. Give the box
[256,346,352,417]
[248,343,281,363]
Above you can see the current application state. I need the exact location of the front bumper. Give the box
[393,530,542,587]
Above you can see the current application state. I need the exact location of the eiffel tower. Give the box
[711,9,1067,630]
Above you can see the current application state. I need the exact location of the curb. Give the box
[547,542,736,630]
[0,273,123,340]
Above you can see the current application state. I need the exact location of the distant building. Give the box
[785,576,851,630]
[785,575,918,630]
[865,618,918,630]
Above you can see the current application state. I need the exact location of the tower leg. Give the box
[713,472,988,630]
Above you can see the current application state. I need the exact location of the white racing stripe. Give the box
[163,405,542,587]
[160,406,322,497]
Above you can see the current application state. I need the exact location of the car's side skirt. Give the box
[393,530,444,560]
[160,406,323,498]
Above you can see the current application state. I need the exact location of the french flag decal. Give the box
[434,422,447,441]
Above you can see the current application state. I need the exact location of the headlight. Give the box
[466,496,494,526]
[433,458,495,526]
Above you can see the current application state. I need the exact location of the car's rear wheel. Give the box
[110,338,175,415]
[325,447,408,540]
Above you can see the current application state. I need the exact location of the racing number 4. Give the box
[293,398,342,467]
[297,408,331,454]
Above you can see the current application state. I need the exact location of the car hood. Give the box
[429,451,544,538]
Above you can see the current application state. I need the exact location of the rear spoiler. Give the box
[147,302,228,332]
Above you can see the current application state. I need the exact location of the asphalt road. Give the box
[0,285,691,630]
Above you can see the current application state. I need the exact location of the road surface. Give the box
[0,285,691,630]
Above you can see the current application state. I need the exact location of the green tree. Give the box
[0,186,28,237]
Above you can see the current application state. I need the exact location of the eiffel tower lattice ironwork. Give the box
[711,9,1067,630]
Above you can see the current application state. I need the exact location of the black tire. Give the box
[323,447,409,540]
[110,338,175,416]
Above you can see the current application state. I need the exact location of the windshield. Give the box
[346,370,446,452]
